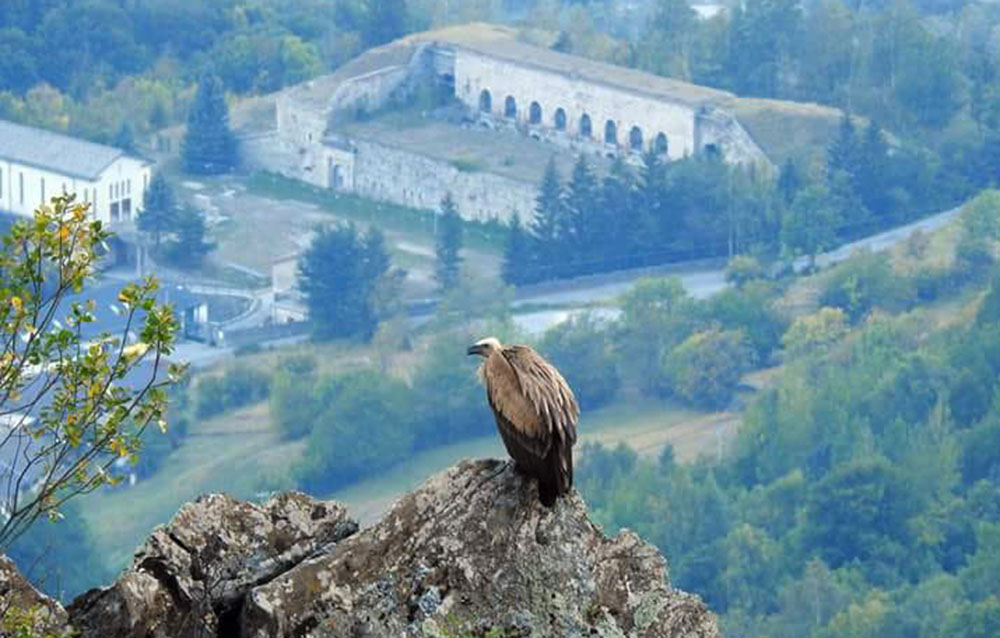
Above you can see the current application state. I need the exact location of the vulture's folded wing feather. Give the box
[483,350,549,451]
[502,345,580,446]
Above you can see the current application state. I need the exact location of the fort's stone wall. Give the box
[238,31,773,223]
[349,137,536,222]
[453,50,699,160]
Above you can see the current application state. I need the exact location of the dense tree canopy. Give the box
[182,74,237,174]
[298,223,391,341]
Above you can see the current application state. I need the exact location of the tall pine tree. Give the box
[564,156,599,276]
[138,173,176,250]
[167,206,214,269]
[530,158,565,281]
[434,193,463,291]
[634,150,669,267]
[183,75,237,175]
[598,157,635,271]
[502,214,533,286]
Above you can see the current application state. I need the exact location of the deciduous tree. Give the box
[0,195,179,550]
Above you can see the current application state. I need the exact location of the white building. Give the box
[0,119,153,225]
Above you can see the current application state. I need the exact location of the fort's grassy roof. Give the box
[725,97,844,165]
[407,23,733,108]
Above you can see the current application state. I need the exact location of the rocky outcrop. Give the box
[240,459,718,638]
[20,459,717,638]
[67,492,357,638]
[0,554,68,633]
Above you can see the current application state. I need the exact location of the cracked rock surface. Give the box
[0,554,68,632]
[240,459,719,638]
[66,491,356,638]
[17,459,717,638]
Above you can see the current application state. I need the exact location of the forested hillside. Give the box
[576,203,1000,638]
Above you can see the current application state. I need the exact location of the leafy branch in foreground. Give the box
[0,195,182,551]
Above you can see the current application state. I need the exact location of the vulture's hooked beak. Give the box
[467,344,484,356]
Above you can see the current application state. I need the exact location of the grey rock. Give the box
[67,491,356,638]
[0,554,68,634]
[240,459,720,638]
[56,459,718,638]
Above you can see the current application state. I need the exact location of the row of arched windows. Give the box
[478,89,669,155]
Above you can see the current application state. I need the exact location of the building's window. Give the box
[109,184,113,200]
[554,108,567,131]
[127,179,131,195]
[629,126,643,151]
[143,174,148,191]
[19,173,23,205]
[479,89,492,113]
[122,198,131,218]
[111,202,120,221]
[580,114,592,138]
[0,167,3,199]
[529,101,542,125]
[83,188,88,203]
[40,178,45,203]
[504,96,517,118]
[604,120,618,145]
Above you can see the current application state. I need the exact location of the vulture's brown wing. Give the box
[502,345,579,447]
[483,350,552,459]
[501,345,580,504]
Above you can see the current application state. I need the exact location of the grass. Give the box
[78,392,728,570]
[245,172,507,254]
[80,402,306,572]
[328,397,730,526]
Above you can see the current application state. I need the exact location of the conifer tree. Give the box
[598,157,635,270]
[182,75,237,175]
[300,224,390,341]
[363,0,408,47]
[167,205,214,269]
[114,121,136,153]
[857,120,891,217]
[530,158,564,281]
[634,150,669,267]
[434,193,463,291]
[827,113,859,176]
[502,214,533,286]
[564,156,599,276]
[777,158,801,205]
[138,173,176,250]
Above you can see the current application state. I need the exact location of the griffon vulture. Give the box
[467,337,579,506]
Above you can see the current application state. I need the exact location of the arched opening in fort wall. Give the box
[479,90,492,113]
[580,114,592,138]
[605,120,618,146]
[655,132,669,156]
[505,96,517,118]
[529,101,542,124]
[554,108,567,130]
[630,126,643,151]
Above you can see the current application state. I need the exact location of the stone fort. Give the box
[238,23,842,222]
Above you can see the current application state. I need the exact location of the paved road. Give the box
[511,205,963,335]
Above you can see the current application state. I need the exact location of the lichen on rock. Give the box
[7,459,718,638]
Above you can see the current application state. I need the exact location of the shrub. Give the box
[665,327,754,409]
[195,367,270,418]
[820,249,914,322]
[538,313,621,410]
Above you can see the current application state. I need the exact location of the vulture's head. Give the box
[467,336,502,358]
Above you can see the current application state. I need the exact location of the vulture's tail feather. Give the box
[538,473,558,507]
